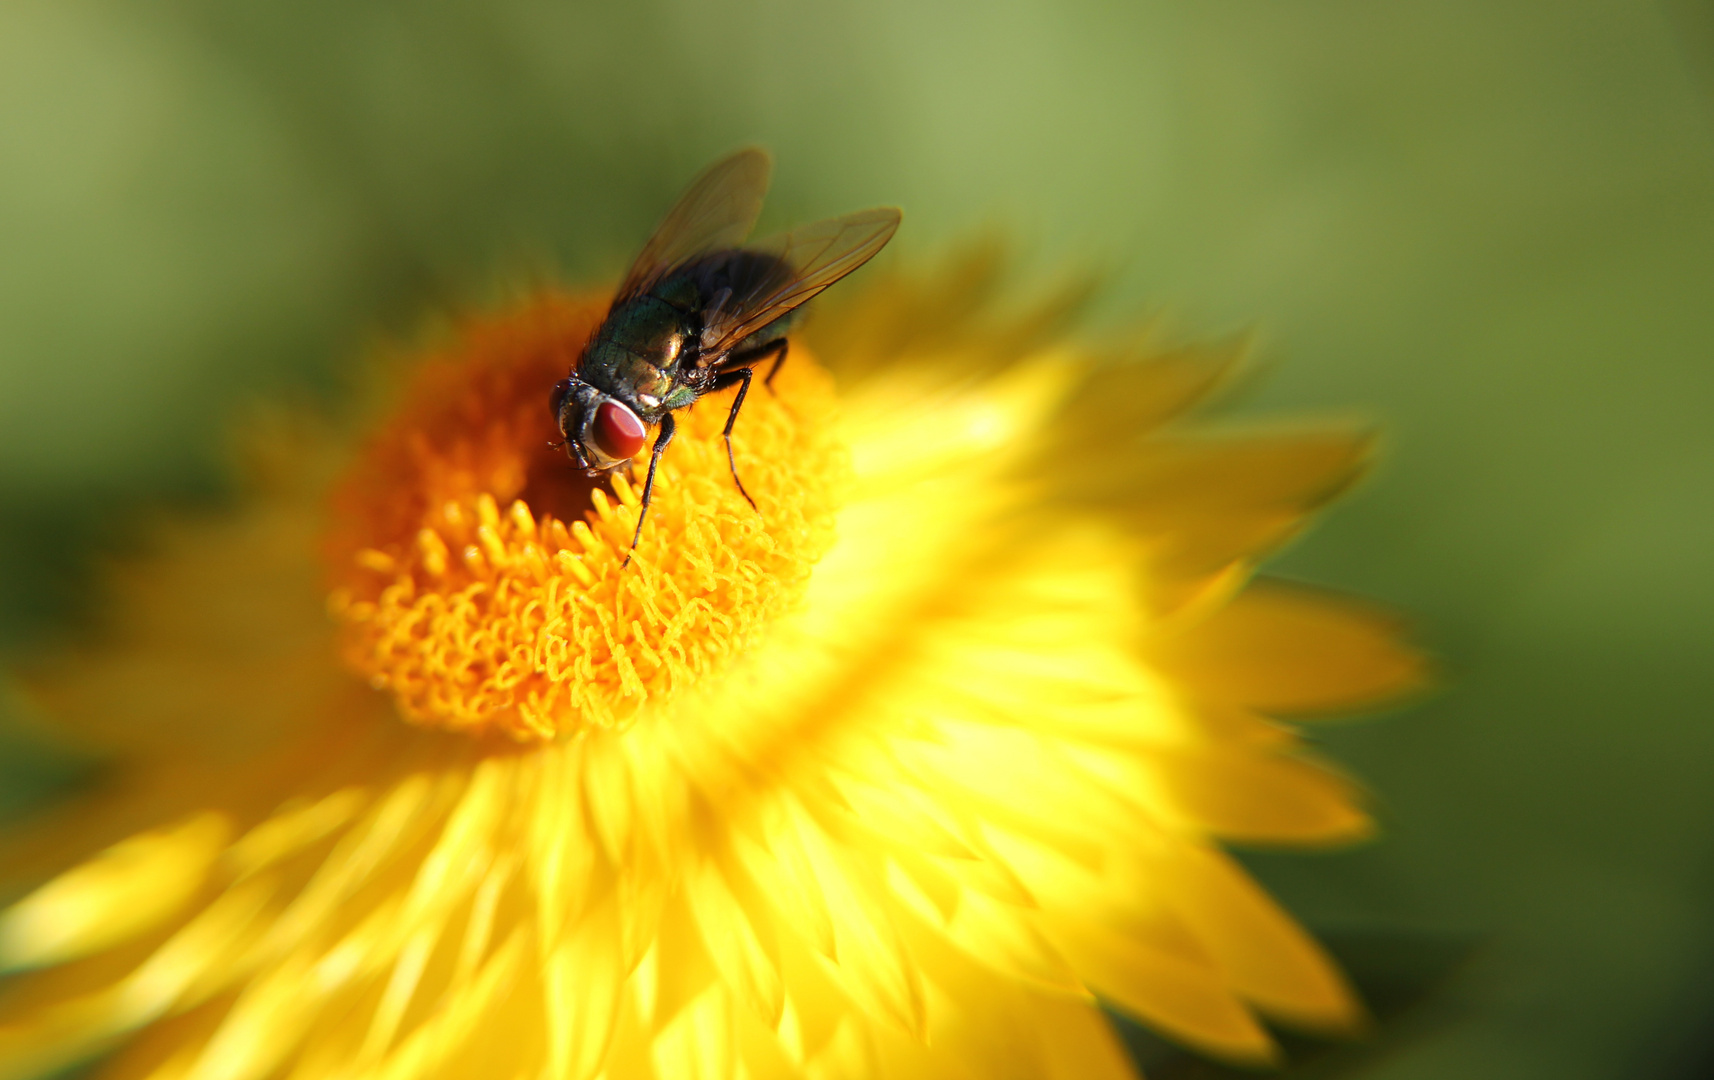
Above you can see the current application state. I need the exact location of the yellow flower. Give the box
[0,252,1423,1080]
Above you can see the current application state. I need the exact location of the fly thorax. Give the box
[650,275,702,311]
[604,297,689,373]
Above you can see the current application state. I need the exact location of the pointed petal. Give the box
[372,928,528,1080]
[0,813,231,972]
[736,801,837,958]
[582,739,636,864]
[942,888,1085,996]
[1040,339,1247,463]
[1147,579,1429,715]
[225,789,367,881]
[686,857,785,1026]
[1169,845,1365,1034]
[793,835,925,1036]
[542,895,624,1080]
[182,953,325,1080]
[1147,746,1374,844]
[1030,994,1139,1080]
[650,900,719,1035]
[650,988,736,1080]
[1115,431,1374,521]
[1047,916,1276,1066]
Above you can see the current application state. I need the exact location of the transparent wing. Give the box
[615,147,773,302]
[703,206,903,360]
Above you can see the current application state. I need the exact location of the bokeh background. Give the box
[2,1,1712,1077]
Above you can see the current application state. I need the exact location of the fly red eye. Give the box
[592,399,647,461]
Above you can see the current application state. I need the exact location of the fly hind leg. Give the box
[713,337,788,510]
[727,337,789,394]
[763,339,788,392]
[709,364,760,511]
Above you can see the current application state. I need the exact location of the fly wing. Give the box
[614,148,773,303]
[702,206,903,360]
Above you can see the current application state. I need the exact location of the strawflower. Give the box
[0,250,1423,1080]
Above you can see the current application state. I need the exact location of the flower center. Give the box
[324,292,847,740]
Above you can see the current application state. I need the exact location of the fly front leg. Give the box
[709,365,759,511]
[624,412,675,567]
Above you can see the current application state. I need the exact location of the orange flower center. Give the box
[324,292,847,740]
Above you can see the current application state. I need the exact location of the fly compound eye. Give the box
[592,399,647,462]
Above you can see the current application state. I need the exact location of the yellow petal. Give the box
[1146,746,1374,844]
[1096,431,1376,611]
[940,888,1085,997]
[1146,578,1429,715]
[225,789,367,881]
[650,987,736,1080]
[0,812,231,972]
[686,857,785,1026]
[372,928,528,1080]
[1029,993,1139,1080]
[117,872,276,1027]
[1167,844,1365,1034]
[647,905,719,1035]
[1039,339,1246,463]
[582,738,636,864]
[184,953,324,1080]
[1115,431,1374,521]
[542,895,624,1080]
[736,801,838,959]
[1047,915,1275,1066]
[794,840,925,1037]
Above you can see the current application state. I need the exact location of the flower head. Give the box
[0,251,1423,1080]
[324,293,846,738]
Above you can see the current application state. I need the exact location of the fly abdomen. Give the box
[680,250,794,311]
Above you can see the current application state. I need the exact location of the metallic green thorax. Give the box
[580,267,796,421]
[579,292,694,420]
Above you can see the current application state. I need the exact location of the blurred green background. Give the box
[2,1,1712,1077]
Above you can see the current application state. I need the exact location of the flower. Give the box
[0,250,1423,1080]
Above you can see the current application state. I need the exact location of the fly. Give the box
[551,148,901,565]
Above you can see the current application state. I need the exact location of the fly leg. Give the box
[763,339,788,392]
[709,365,760,511]
[712,337,788,508]
[624,412,675,567]
[727,338,789,394]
